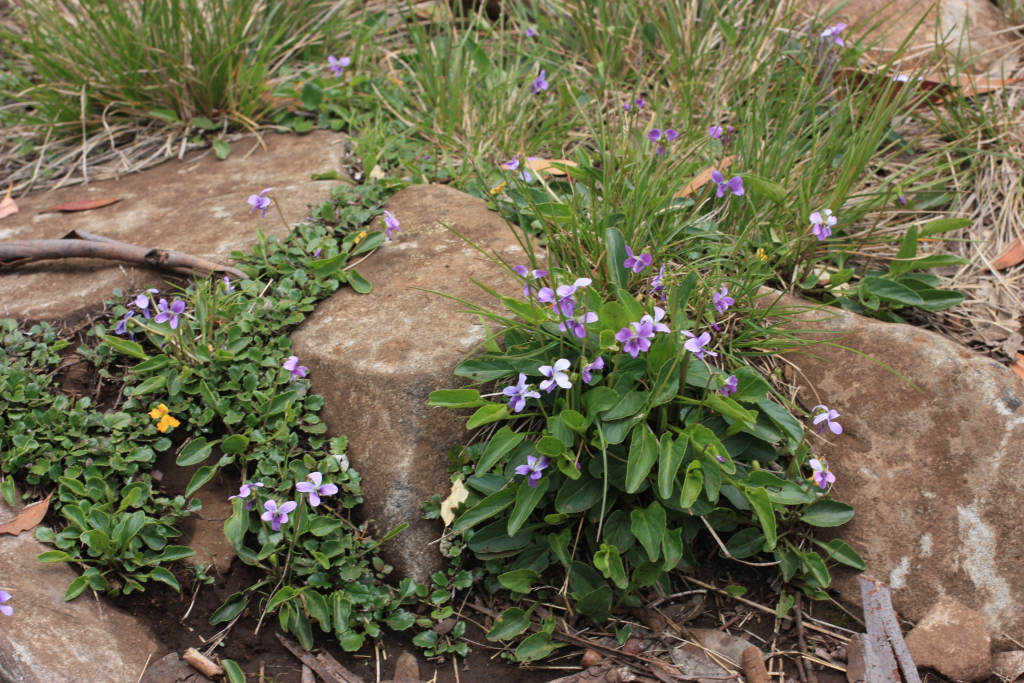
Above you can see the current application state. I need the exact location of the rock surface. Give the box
[290,184,525,582]
[0,497,162,683]
[140,652,213,683]
[0,130,343,322]
[801,0,1020,76]
[905,596,992,682]
[764,292,1024,644]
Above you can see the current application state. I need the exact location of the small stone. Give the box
[291,184,524,581]
[140,652,214,683]
[906,596,992,682]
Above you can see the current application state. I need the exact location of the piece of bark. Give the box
[0,229,248,280]
[860,577,920,683]
[182,648,224,678]
[301,664,316,683]
[742,647,771,683]
[860,578,901,683]
[391,652,422,683]
[277,633,365,683]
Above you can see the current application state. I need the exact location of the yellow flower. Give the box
[148,404,181,433]
[755,248,768,262]
[489,181,507,195]
[353,231,368,244]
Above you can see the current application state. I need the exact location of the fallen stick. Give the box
[182,647,224,678]
[0,229,248,280]
[741,647,771,683]
[276,633,365,683]
[301,664,316,683]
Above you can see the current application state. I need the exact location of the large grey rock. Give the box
[764,293,1024,644]
[905,596,992,682]
[290,184,524,582]
[0,498,162,682]
[801,0,1020,76]
[0,130,343,322]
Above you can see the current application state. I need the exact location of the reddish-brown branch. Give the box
[0,229,248,280]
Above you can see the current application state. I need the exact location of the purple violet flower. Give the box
[222,275,235,291]
[115,311,135,336]
[539,358,572,392]
[248,188,273,218]
[295,472,339,507]
[634,98,646,108]
[623,246,653,273]
[820,23,847,47]
[537,278,591,316]
[813,405,843,434]
[328,55,351,77]
[313,248,323,258]
[513,265,549,297]
[651,264,666,301]
[283,355,309,381]
[229,482,265,510]
[711,171,744,197]
[505,156,520,171]
[640,306,671,334]
[809,458,836,489]
[581,356,605,384]
[616,320,656,358]
[154,299,185,329]
[503,373,541,413]
[531,69,549,94]
[525,27,538,37]
[0,591,12,616]
[810,209,837,241]
[719,374,738,398]
[133,294,153,318]
[383,211,401,239]
[713,284,734,314]
[708,125,734,141]
[514,455,550,488]
[261,500,297,532]
[559,311,599,338]
[681,330,717,359]
[898,195,907,206]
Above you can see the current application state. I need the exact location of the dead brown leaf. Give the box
[439,477,469,527]
[993,651,1024,683]
[39,197,122,214]
[675,156,737,198]
[500,157,579,176]
[0,492,53,535]
[833,69,1024,113]
[0,182,18,220]
[1011,354,1024,384]
[992,235,1024,270]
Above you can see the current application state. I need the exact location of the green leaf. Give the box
[731,367,771,402]
[516,632,562,662]
[576,586,613,622]
[678,461,703,509]
[593,543,628,589]
[498,568,539,593]
[38,550,74,563]
[630,501,666,562]
[554,470,602,513]
[597,301,631,336]
[661,527,684,570]
[348,269,372,294]
[185,466,218,496]
[913,287,965,311]
[892,225,920,276]
[177,437,213,466]
[744,487,777,550]
[507,477,549,536]
[582,386,619,415]
[757,399,804,448]
[715,15,738,45]
[65,575,90,601]
[148,567,180,591]
[742,175,786,203]
[705,394,757,428]
[862,277,924,306]
[466,404,509,429]
[300,82,323,109]
[898,254,969,272]
[800,551,831,587]
[148,108,179,123]
[801,500,855,527]
[428,389,483,408]
[221,660,246,683]
[920,217,972,237]
[210,594,248,624]
[101,335,149,360]
[131,375,167,396]
[535,436,565,457]
[309,252,349,277]
[501,296,546,324]
[130,354,169,373]
[603,390,649,421]
[148,546,195,563]
[812,538,866,570]
[477,427,524,475]
[311,170,340,180]
[452,487,516,534]
[224,498,248,549]
[212,138,230,160]
[687,425,735,474]
[220,434,250,454]
[487,607,532,641]
[267,586,298,612]
[605,227,630,290]
[191,116,220,130]
[352,231,386,256]
[548,529,573,567]
[657,434,686,499]
[625,424,659,494]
